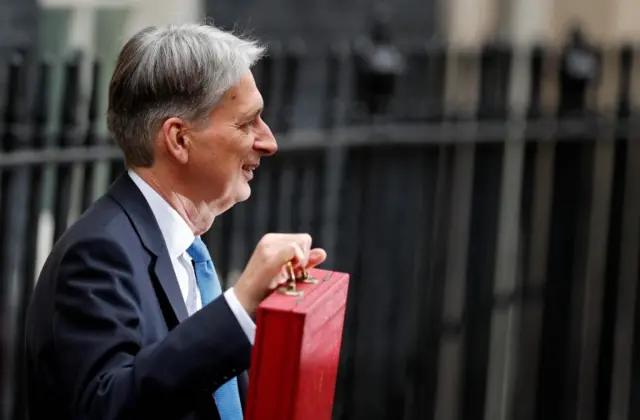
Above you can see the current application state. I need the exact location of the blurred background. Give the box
[1,0,640,419]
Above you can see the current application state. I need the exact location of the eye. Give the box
[241,119,257,130]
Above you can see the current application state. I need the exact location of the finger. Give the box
[278,265,290,284]
[305,248,327,268]
[274,241,306,269]
[269,268,290,289]
[291,242,307,267]
[301,234,312,257]
[270,233,311,259]
[289,233,311,255]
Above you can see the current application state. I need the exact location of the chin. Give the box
[235,184,252,202]
[216,184,251,215]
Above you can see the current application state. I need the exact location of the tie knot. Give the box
[186,236,211,263]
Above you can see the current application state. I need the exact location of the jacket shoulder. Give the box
[56,194,138,251]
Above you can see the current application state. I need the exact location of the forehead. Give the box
[216,73,263,117]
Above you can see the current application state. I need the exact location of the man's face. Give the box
[185,72,277,211]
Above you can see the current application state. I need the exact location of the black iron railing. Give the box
[0,42,639,420]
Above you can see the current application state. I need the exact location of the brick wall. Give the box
[0,0,38,100]
[205,0,438,47]
[0,0,38,52]
[207,0,438,129]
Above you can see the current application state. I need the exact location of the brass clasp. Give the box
[278,261,319,296]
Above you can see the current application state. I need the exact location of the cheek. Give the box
[216,140,246,181]
[194,130,248,179]
[229,131,254,162]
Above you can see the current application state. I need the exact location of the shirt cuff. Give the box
[223,288,256,345]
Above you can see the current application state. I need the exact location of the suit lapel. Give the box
[108,173,189,324]
[151,252,189,324]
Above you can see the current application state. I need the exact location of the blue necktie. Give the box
[187,236,244,420]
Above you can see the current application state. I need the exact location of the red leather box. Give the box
[244,268,350,420]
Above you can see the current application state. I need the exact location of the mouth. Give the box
[242,163,259,180]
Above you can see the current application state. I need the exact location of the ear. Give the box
[161,117,191,164]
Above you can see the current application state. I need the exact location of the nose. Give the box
[254,118,277,156]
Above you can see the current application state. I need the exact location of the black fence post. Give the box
[275,40,304,134]
[608,45,640,420]
[424,44,446,122]
[460,42,509,420]
[0,51,30,420]
[81,60,101,212]
[21,59,51,300]
[322,44,342,131]
[12,59,52,420]
[320,42,348,260]
[51,53,82,243]
[254,44,274,111]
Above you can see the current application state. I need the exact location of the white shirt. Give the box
[128,170,256,344]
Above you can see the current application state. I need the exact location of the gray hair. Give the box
[107,23,266,167]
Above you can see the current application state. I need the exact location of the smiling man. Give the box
[24,23,326,420]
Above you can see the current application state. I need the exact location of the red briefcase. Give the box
[244,267,350,420]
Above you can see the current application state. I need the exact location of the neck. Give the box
[132,166,215,236]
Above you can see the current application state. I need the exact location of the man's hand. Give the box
[233,233,327,316]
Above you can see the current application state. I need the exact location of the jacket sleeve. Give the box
[50,236,252,419]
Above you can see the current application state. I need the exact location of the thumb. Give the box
[306,248,327,269]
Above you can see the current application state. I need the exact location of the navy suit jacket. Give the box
[24,174,252,420]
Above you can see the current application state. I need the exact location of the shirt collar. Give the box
[128,170,195,259]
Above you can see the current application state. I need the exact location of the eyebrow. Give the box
[241,103,264,121]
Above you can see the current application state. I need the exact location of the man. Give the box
[24,23,326,420]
